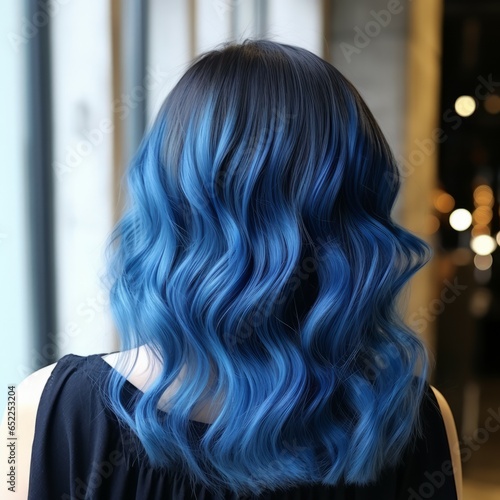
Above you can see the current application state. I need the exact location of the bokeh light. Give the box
[474,254,493,271]
[449,208,472,231]
[472,206,493,225]
[470,234,497,255]
[454,95,476,117]
[473,185,494,207]
[484,94,500,114]
[433,190,455,213]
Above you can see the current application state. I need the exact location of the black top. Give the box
[28,353,458,499]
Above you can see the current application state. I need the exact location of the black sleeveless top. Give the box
[28,353,458,499]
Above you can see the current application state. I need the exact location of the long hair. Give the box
[101,39,432,497]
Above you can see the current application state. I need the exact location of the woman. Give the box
[2,39,461,499]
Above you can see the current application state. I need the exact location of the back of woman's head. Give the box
[103,39,432,497]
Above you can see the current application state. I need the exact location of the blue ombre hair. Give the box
[101,39,432,497]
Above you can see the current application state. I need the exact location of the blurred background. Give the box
[1,0,499,498]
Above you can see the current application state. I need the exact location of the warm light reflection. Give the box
[472,225,490,237]
[433,191,455,213]
[474,254,493,271]
[473,185,494,207]
[454,95,476,117]
[449,208,472,231]
[470,234,497,255]
[426,215,440,234]
[484,94,500,114]
[469,287,493,317]
[472,206,493,225]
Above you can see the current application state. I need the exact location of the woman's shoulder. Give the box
[395,381,462,500]
[0,352,109,499]
[428,385,462,500]
[0,360,58,498]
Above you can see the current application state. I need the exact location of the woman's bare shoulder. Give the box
[0,361,58,499]
[101,345,163,392]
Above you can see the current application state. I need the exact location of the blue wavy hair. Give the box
[101,39,432,497]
